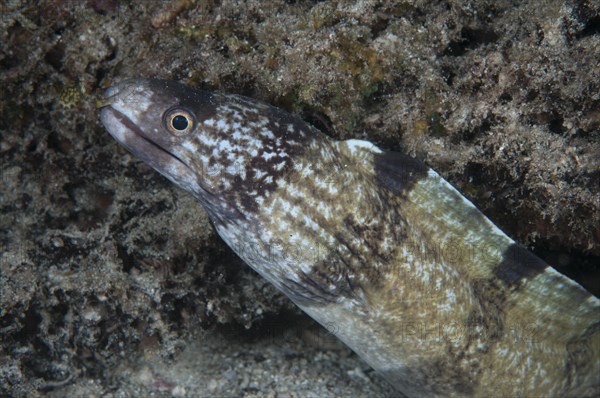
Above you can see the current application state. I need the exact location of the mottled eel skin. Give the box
[99,79,599,397]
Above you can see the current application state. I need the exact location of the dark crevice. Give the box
[443,27,500,57]
[575,14,600,39]
[117,243,135,273]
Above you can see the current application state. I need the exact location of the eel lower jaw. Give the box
[99,106,208,197]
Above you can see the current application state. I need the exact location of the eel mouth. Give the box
[99,101,198,190]
[98,82,183,166]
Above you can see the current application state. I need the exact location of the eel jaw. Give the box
[99,102,205,200]
[100,105,184,172]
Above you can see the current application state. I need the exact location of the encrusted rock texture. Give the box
[1,0,598,396]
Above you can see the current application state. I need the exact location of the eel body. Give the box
[99,79,599,397]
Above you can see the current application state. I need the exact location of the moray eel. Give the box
[99,79,599,397]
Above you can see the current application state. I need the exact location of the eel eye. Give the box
[164,107,196,136]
